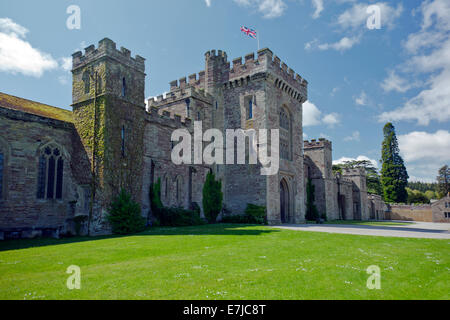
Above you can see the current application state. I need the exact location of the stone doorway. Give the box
[280,178,289,223]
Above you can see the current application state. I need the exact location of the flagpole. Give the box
[257,30,260,51]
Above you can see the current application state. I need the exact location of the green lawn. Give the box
[0,224,448,300]
[316,220,411,226]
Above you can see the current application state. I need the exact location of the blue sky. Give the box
[0,0,449,182]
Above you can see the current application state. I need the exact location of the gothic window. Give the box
[37,145,64,200]
[197,111,201,121]
[121,125,126,157]
[0,151,4,199]
[185,98,191,117]
[279,107,292,160]
[247,98,253,120]
[122,77,127,97]
[175,176,183,205]
[82,71,90,94]
[164,176,169,199]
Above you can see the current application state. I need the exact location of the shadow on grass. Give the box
[281,223,449,234]
[0,224,277,252]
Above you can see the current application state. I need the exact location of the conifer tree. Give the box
[202,171,223,223]
[380,123,409,203]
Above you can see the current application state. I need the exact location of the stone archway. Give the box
[280,178,290,223]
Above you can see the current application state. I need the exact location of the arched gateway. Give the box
[280,178,290,223]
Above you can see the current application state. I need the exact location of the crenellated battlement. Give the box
[304,138,332,149]
[342,167,366,176]
[205,49,228,62]
[148,86,213,108]
[169,71,206,91]
[146,106,192,128]
[72,38,145,72]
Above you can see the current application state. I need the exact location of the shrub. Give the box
[305,179,319,221]
[202,172,223,223]
[107,188,145,234]
[221,203,267,225]
[158,207,205,227]
[150,178,163,224]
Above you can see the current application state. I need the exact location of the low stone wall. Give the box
[386,204,433,222]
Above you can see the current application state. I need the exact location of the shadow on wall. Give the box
[0,224,279,252]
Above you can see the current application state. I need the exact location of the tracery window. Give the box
[0,151,4,199]
[37,145,64,200]
[279,107,292,160]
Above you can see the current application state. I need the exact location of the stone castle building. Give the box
[0,38,384,239]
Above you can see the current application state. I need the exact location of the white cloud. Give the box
[398,130,450,163]
[60,57,72,72]
[333,155,378,169]
[0,18,58,77]
[205,0,212,7]
[381,71,415,93]
[354,91,368,106]
[322,112,340,126]
[303,101,322,126]
[379,0,450,126]
[311,0,324,19]
[233,0,287,18]
[303,101,340,127]
[317,36,360,52]
[337,2,403,30]
[344,131,360,142]
[398,130,450,181]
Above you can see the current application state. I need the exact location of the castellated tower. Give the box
[71,38,146,234]
[303,138,339,220]
[220,48,308,224]
[342,167,369,220]
[148,46,308,224]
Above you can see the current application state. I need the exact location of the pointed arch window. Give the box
[0,150,4,199]
[122,77,127,97]
[37,145,64,200]
[82,71,90,94]
[248,99,253,119]
[279,107,292,160]
[121,125,126,157]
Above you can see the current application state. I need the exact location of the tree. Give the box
[333,160,382,196]
[406,188,429,204]
[305,179,319,221]
[149,178,163,224]
[380,123,409,203]
[437,165,450,196]
[202,171,223,223]
[107,188,145,234]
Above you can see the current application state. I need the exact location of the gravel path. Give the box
[272,221,450,239]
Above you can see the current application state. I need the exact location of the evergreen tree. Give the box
[380,123,409,203]
[202,171,223,223]
[437,165,450,196]
[332,160,382,196]
[305,179,319,221]
[107,188,145,234]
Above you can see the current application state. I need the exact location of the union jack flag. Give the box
[240,26,257,39]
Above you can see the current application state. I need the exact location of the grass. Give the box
[0,224,448,300]
[314,220,411,226]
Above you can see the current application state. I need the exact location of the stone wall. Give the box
[386,204,433,222]
[0,108,90,239]
[431,195,450,223]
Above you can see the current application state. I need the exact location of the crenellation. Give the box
[72,38,145,73]
[304,139,332,149]
[245,53,255,62]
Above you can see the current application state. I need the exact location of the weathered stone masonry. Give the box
[0,38,388,239]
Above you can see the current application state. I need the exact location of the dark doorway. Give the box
[280,179,289,223]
